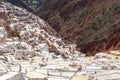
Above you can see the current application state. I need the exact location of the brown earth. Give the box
[80,28,120,55]
[34,0,120,55]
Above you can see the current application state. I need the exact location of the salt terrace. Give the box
[0,1,120,80]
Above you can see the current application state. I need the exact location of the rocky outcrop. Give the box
[35,0,120,55]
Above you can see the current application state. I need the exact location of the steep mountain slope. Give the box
[1,1,120,80]
[35,0,120,55]
[0,1,81,59]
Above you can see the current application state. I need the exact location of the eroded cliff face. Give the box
[35,0,120,55]
[80,28,120,55]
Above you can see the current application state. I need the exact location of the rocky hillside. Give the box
[0,0,82,59]
[35,0,120,55]
[1,1,120,80]
[0,1,84,80]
